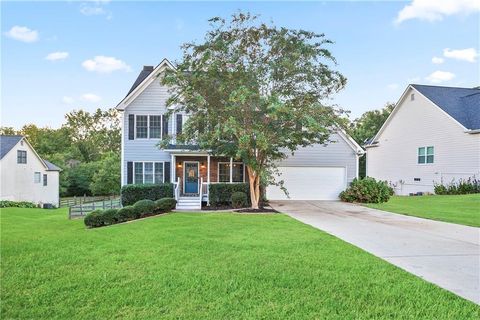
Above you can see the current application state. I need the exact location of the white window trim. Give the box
[34,172,41,183]
[217,162,245,183]
[134,115,164,140]
[133,161,165,184]
[417,146,434,165]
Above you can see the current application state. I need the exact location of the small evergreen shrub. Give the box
[102,208,119,225]
[133,199,156,217]
[117,206,138,222]
[0,200,37,208]
[231,192,248,208]
[155,198,176,213]
[434,177,479,195]
[209,183,250,206]
[121,183,174,206]
[340,177,394,204]
[84,209,105,228]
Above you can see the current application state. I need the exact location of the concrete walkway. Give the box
[270,200,480,304]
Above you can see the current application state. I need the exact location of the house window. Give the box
[43,174,48,186]
[135,115,148,139]
[418,146,434,164]
[134,162,164,184]
[218,162,244,182]
[34,172,41,183]
[17,150,27,164]
[176,114,183,135]
[149,116,162,139]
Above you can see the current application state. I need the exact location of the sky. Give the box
[1,0,479,129]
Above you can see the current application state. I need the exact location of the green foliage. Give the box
[209,183,250,207]
[84,209,105,228]
[434,177,480,195]
[0,201,37,208]
[154,198,177,213]
[117,206,139,222]
[133,199,156,217]
[340,177,394,204]
[231,191,248,209]
[90,152,121,196]
[65,161,101,196]
[101,209,119,225]
[162,12,346,208]
[121,184,174,206]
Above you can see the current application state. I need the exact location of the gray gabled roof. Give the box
[43,159,62,171]
[0,135,23,159]
[125,65,154,97]
[412,84,480,130]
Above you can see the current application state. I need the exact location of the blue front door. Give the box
[184,162,199,194]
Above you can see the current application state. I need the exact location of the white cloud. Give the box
[82,93,101,103]
[4,26,39,43]
[425,70,456,83]
[82,56,131,73]
[443,48,478,62]
[62,96,75,104]
[80,1,112,19]
[387,83,399,90]
[395,0,480,24]
[431,56,444,64]
[45,51,69,61]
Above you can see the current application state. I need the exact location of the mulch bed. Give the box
[235,207,278,213]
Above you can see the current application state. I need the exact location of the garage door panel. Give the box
[267,167,346,200]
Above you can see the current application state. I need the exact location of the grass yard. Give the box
[1,208,478,319]
[366,194,480,227]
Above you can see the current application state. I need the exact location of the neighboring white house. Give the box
[0,135,61,207]
[116,59,364,209]
[365,84,480,195]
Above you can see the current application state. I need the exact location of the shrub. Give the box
[434,177,479,195]
[231,192,248,209]
[339,177,394,204]
[84,209,105,228]
[102,208,119,225]
[133,199,156,217]
[121,183,174,206]
[155,198,177,213]
[209,183,250,206]
[0,200,37,208]
[117,206,139,222]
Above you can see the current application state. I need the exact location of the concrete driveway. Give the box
[270,200,480,304]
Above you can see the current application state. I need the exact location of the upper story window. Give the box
[418,146,434,164]
[218,162,244,182]
[176,114,183,135]
[43,174,48,186]
[134,115,165,139]
[149,116,162,139]
[17,150,27,164]
[34,172,41,183]
[135,115,148,139]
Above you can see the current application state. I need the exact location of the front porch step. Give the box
[176,197,201,210]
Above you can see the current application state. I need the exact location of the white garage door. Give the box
[267,166,346,200]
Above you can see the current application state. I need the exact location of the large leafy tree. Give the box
[162,13,347,208]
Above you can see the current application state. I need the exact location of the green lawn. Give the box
[366,194,480,227]
[1,208,478,319]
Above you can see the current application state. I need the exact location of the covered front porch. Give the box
[168,151,246,206]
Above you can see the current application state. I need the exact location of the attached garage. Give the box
[267,166,347,200]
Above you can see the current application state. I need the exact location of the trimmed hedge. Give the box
[121,183,174,206]
[434,177,479,195]
[155,198,177,212]
[84,197,177,228]
[231,192,248,209]
[209,183,250,206]
[340,177,394,204]
[0,200,37,208]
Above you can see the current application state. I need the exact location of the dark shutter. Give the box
[127,162,133,184]
[128,114,135,140]
[162,115,169,137]
[164,162,171,183]
[176,114,183,135]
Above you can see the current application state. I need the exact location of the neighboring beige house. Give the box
[365,84,480,195]
[0,135,61,207]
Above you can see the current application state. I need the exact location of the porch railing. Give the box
[174,177,181,201]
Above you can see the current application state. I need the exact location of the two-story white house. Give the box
[366,84,480,195]
[0,135,61,207]
[117,59,364,209]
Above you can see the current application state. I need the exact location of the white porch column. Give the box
[171,154,176,182]
[207,155,211,184]
[229,157,233,183]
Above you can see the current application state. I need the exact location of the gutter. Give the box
[465,129,480,134]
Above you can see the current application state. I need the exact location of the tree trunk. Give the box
[246,166,260,209]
